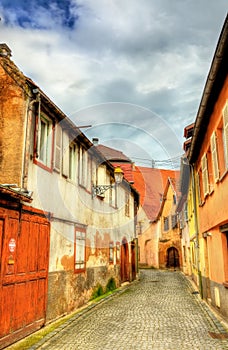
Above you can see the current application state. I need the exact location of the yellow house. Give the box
[158,176,181,269]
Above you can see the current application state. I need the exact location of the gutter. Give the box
[188,14,228,164]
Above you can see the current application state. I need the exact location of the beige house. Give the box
[0,43,139,347]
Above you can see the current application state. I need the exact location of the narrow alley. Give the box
[23,270,228,350]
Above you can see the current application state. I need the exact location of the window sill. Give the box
[33,159,52,173]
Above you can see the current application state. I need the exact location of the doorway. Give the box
[121,238,129,282]
[166,247,180,268]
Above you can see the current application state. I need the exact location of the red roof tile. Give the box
[133,167,180,221]
[96,144,134,183]
[96,145,131,162]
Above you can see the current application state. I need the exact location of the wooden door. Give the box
[131,241,136,281]
[121,239,129,282]
[167,247,180,268]
[0,205,50,349]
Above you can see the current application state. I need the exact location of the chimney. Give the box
[92,137,99,146]
[0,43,12,58]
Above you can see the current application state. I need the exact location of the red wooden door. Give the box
[121,239,129,282]
[0,205,50,349]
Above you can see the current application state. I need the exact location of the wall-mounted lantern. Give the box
[92,166,124,198]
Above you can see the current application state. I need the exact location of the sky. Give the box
[1,1,227,169]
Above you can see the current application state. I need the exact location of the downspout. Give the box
[190,163,203,298]
[22,90,40,189]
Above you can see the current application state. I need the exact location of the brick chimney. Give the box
[0,43,12,57]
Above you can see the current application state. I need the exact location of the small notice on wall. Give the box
[9,238,16,252]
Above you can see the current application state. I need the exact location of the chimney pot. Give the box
[92,137,99,146]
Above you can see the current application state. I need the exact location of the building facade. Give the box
[186,15,228,320]
[0,44,139,347]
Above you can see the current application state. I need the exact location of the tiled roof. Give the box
[112,162,134,183]
[133,167,180,221]
[96,145,132,162]
[96,144,134,183]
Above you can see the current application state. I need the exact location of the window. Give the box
[62,130,69,177]
[184,202,188,222]
[79,147,88,188]
[201,153,209,196]
[125,192,130,217]
[36,115,53,168]
[173,195,176,205]
[223,101,228,169]
[54,122,62,172]
[211,132,219,182]
[164,216,169,231]
[74,228,86,272]
[219,224,228,285]
[171,214,177,229]
[109,242,114,263]
[196,171,203,205]
[69,144,76,181]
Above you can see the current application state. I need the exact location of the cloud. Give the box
[0,0,227,167]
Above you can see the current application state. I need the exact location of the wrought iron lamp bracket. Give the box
[92,184,115,198]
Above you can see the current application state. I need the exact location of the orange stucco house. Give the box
[187,14,228,320]
[133,167,180,269]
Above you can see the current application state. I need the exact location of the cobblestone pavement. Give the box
[30,270,228,350]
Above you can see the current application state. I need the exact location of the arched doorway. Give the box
[131,240,136,281]
[121,238,129,282]
[166,247,180,268]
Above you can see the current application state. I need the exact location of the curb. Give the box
[183,273,228,335]
[28,281,135,350]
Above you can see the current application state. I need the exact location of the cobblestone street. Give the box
[30,270,228,350]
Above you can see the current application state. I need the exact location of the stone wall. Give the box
[46,265,120,322]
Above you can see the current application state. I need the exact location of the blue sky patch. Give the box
[1,0,79,29]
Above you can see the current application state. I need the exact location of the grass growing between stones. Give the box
[7,278,119,350]
[5,311,81,350]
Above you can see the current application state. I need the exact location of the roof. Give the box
[188,14,228,163]
[96,144,134,183]
[133,167,180,221]
[0,184,33,203]
[96,144,132,162]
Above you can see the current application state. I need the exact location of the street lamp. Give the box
[92,166,124,198]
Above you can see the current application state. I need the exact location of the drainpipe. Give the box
[190,163,203,298]
[22,90,40,189]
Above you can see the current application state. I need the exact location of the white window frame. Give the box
[211,132,219,182]
[79,146,88,188]
[223,101,228,169]
[37,115,53,168]
[62,131,69,177]
[201,153,209,197]
[54,122,62,172]
[74,228,86,272]
[69,143,77,181]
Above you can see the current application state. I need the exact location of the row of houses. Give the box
[0,44,139,348]
[0,13,227,347]
[177,14,228,321]
[135,14,228,324]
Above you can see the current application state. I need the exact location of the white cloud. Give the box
[0,0,227,167]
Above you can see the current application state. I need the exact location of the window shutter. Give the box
[202,154,209,196]
[195,172,202,205]
[62,131,69,177]
[211,132,219,182]
[223,101,228,168]
[54,123,62,172]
